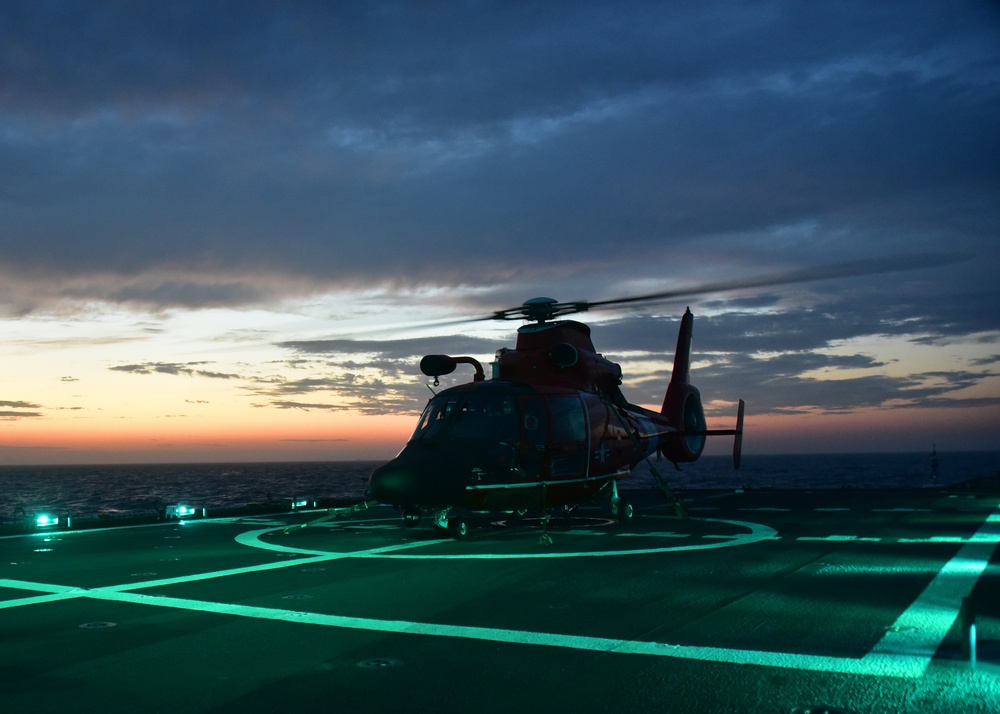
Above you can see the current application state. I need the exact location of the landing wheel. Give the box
[615,500,634,523]
[402,507,421,527]
[447,517,468,540]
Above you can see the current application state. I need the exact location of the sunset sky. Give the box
[2,1,998,465]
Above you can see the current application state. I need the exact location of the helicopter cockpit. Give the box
[410,386,522,444]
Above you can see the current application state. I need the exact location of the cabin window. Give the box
[520,396,548,450]
[548,396,587,476]
[548,397,586,443]
[451,393,518,441]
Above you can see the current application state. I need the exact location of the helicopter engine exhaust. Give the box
[661,384,707,462]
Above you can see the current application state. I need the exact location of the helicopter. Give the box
[367,296,743,539]
[363,254,962,538]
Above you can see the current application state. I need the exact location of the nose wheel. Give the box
[401,507,421,526]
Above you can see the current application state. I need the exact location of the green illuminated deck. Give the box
[2,489,998,713]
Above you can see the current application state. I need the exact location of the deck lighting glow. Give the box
[32,512,68,529]
[165,504,199,519]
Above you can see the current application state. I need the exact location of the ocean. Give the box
[0,451,997,521]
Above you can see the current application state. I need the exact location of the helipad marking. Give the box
[2,501,996,681]
[865,504,999,666]
[19,584,931,678]
[0,535,448,607]
[873,508,932,513]
[236,518,777,560]
[292,517,779,559]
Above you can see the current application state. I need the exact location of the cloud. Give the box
[261,401,345,412]
[278,335,497,361]
[0,1,996,321]
[247,372,429,417]
[0,399,44,419]
[108,362,240,379]
[1,2,998,437]
[0,400,43,409]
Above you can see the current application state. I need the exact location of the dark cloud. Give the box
[108,362,241,379]
[0,400,43,409]
[1,1,996,310]
[263,401,346,412]
[1,1,998,428]
[246,370,430,417]
[0,399,44,418]
[279,335,498,360]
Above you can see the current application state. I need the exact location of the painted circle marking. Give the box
[236,516,777,560]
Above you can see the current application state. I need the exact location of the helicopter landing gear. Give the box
[401,507,421,526]
[538,513,553,547]
[610,479,634,523]
[433,509,469,539]
[448,517,469,539]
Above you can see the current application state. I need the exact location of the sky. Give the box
[1,1,998,465]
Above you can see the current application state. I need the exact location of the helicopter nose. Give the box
[369,461,420,504]
[369,447,464,507]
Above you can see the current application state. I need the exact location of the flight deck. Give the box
[2,487,998,713]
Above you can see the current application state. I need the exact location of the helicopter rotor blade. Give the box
[319,251,967,338]
[581,253,966,313]
[492,251,967,322]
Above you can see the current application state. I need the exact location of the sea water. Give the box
[0,452,996,520]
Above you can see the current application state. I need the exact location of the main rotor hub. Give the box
[490,296,590,323]
[522,297,558,322]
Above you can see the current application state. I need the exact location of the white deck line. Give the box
[2,504,996,678]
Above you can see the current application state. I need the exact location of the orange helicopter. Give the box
[361,254,960,538]
[368,296,743,538]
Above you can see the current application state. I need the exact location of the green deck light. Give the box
[166,504,198,519]
[32,511,68,529]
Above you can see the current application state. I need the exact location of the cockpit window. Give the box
[452,393,517,441]
[410,391,518,442]
[410,398,457,440]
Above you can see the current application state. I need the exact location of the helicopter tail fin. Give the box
[660,309,746,468]
[660,308,707,461]
[668,307,694,386]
